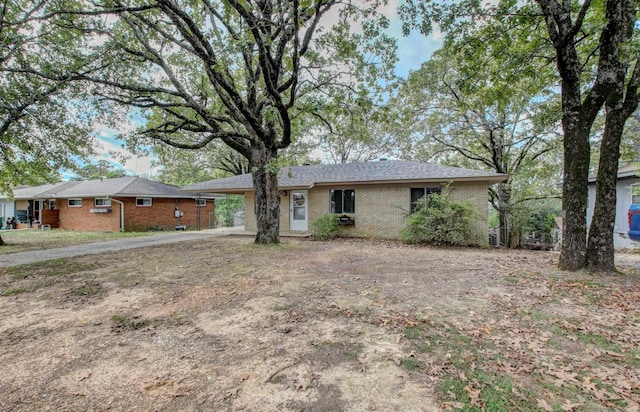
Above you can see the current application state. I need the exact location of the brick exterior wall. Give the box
[243,182,490,243]
[58,198,121,231]
[40,209,60,228]
[57,197,214,232]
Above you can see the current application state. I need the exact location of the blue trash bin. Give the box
[628,204,640,241]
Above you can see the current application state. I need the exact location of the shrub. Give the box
[401,193,481,246]
[311,214,340,240]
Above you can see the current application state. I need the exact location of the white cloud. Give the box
[90,122,158,177]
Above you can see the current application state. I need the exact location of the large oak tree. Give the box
[0,0,97,245]
[63,0,391,244]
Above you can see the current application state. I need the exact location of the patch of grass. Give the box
[400,358,422,371]
[72,282,105,297]
[438,373,523,411]
[6,258,104,279]
[111,314,152,332]
[402,320,533,408]
[2,287,27,296]
[577,332,623,352]
[565,278,605,288]
[517,308,547,322]
[403,325,426,340]
[0,230,156,254]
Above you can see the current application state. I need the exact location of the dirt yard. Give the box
[1,237,639,411]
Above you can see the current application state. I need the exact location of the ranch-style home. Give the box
[182,160,507,243]
[5,177,217,231]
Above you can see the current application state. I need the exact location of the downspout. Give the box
[111,198,125,232]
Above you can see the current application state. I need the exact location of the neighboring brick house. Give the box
[11,177,216,231]
[183,160,507,244]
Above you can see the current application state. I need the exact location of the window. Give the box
[195,199,207,207]
[136,198,152,207]
[410,187,441,212]
[95,198,112,207]
[68,198,82,207]
[633,193,640,204]
[330,189,355,214]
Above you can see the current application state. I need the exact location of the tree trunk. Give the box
[0,234,4,246]
[586,106,623,271]
[250,142,280,244]
[538,0,635,270]
[586,61,640,271]
[558,89,592,270]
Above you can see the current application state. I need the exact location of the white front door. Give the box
[290,190,308,231]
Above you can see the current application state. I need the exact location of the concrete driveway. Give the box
[0,227,248,268]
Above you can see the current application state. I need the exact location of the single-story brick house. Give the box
[182,160,507,243]
[8,177,217,231]
[587,164,640,250]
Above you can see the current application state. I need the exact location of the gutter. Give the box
[110,198,125,231]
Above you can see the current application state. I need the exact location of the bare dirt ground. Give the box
[1,237,639,411]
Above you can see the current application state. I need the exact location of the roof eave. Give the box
[188,175,507,193]
[309,176,508,187]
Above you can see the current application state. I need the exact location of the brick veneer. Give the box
[57,197,214,231]
[243,182,490,244]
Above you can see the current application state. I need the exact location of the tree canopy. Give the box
[393,28,562,246]
[0,0,97,194]
[71,160,127,180]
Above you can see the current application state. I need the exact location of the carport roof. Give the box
[182,160,508,193]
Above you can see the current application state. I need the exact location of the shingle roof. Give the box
[182,160,507,193]
[8,181,81,199]
[13,177,218,199]
[588,164,639,182]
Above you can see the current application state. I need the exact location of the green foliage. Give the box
[215,196,244,228]
[0,1,98,195]
[391,23,562,247]
[401,193,481,246]
[71,161,127,180]
[310,214,340,240]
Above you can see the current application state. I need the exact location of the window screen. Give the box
[410,187,441,212]
[330,189,355,214]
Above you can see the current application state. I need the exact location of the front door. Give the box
[290,190,308,231]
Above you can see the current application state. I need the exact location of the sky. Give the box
[85,3,443,178]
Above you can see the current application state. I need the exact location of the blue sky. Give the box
[88,5,443,177]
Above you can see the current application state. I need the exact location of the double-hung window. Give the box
[136,198,152,207]
[95,198,111,207]
[410,187,441,212]
[330,189,355,214]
